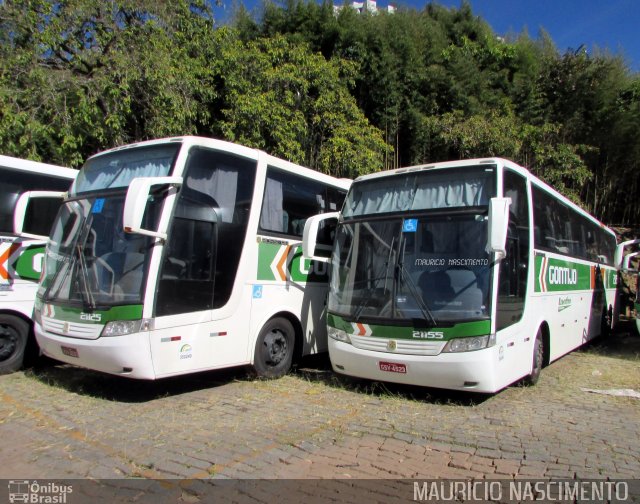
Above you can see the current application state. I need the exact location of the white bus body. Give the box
[0,155,76,373]
[30,137,350,379]
[304,158,623,393]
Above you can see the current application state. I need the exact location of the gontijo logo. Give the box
[535,255,592,293]
[548,265,577,285]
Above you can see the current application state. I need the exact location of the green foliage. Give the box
[211,30,386,177]
[1,0,639,224]
[0,0,216,166]
[238,0,640,223]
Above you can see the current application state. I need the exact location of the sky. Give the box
[212,0,640,72]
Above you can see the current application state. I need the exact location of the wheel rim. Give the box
[0,324,18,362]
[262,329,288,366]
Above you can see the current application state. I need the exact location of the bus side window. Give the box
[497,170,530,331]
[155,147,256,316]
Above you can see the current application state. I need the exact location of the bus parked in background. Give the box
[22,137,350,379]
[635,272,640,334]
[304,158,624,393]
[0,155,76,373]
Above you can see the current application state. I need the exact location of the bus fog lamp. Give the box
[328,327,351,344]
[102,320,146,337]
[443,335,492,353]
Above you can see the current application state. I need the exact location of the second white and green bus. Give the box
[25,137,350,379]
[304,158,623,393]
[1,155,77,373]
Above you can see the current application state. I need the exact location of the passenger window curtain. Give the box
[259,178,285,232]
[348,175,490,216]
[186,167,238,224]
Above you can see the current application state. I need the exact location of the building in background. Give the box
[334,0,396,15]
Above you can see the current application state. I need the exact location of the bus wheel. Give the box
[522,328,543,386]
[600,306,612,338]
[253,317,294,379]
[0,315,29,374]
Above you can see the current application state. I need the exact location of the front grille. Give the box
[350,335,444,356]
[42,317,103,340]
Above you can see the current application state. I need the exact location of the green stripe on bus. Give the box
[13,244,45,281]
[327,313,490,340]
[39,303,143,324]
[256,241,329,283]
[534,254,612,293]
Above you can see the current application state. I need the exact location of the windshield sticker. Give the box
[402,219,418,233]
[92,198,105,214]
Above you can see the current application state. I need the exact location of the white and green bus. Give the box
[0,155,76,373]
[23,137,350,379]
[303,157,625,393]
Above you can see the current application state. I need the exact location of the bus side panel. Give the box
[0,281,39,319]
[150,308,251,378]
[532,253,613,363]
[248,281,328,359]
[251,240,332,358]
[493,320,537,389]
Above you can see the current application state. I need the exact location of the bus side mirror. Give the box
[615,239,640,270]
[302,212,339,263]
[14,190,67,240]
[123,176,182,240]
[486,197,511,261]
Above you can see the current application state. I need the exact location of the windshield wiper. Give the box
[75,244,96,310]
[397,237,437,327]
[43,255,73,302]
[353,236,396,321]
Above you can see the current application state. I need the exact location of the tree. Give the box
[0,0,216,166]
[212,31,387,177]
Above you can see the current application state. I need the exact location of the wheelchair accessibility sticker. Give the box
[402,219,418,233]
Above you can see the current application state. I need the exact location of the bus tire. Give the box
[522,328,543,386]
[600,306,612,338]
[253,317,295,379]
[0,315,30,374]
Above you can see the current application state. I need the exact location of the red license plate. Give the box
[61,346,79,358]
[379,361,407,374]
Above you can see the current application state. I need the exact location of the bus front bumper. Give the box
[328,338,501,393]
[35,324,156,379]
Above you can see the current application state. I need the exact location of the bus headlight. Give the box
[442,334,495,353]
[101,319,152,337]
[328,326,351,344]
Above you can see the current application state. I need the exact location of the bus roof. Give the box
[0,154,76,180]
[353,157,615,239]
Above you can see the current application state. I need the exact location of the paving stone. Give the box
[0,336,638,494]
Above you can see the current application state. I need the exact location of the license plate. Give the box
[379,361,406,374]
[61,346,79,358]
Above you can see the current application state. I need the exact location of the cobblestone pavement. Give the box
[1,329,639,492]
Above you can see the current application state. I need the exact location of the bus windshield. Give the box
[329,212,492,324]
[343,165,495,218]
[39,194,162,307]
[329,166,496,325]
[74,144,179,194]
